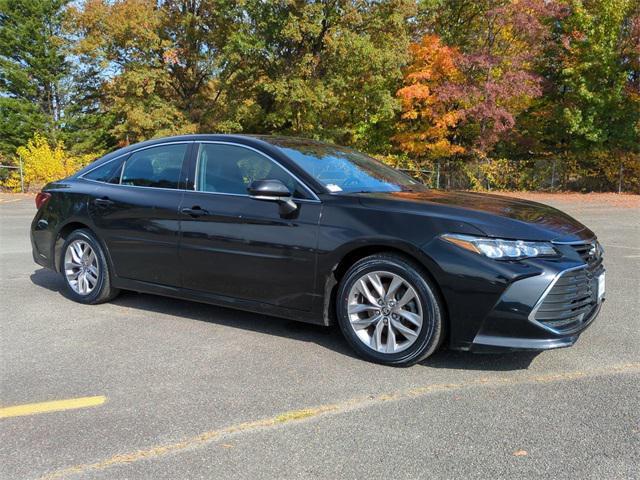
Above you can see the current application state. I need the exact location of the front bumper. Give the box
[469,258,605,352]
[470,302,602,352]
[421,237,605,353]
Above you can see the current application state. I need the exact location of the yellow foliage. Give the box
[3,134,97,192]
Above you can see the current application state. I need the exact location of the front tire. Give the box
[336,253,444,366]
[60,229,119,304]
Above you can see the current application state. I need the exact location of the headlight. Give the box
[441,234,559,260]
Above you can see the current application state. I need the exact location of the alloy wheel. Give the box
[64,239,100,295]
[347,270,423,354]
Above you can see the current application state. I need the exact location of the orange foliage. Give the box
[395,35,465,160]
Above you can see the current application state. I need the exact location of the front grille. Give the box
[533,260,604,333]
[570,241,602,265]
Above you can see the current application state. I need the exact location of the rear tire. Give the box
[336,253,444,366]
[60,229,119,304]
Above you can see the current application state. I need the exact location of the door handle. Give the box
[181,206,209,217]
[93,197,114,206]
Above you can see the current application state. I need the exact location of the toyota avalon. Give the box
[30,135,605,365]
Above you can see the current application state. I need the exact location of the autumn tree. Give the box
[413,1,563,156]
[70,0,196,145]
[395,35,465,161]
[2,0,638,192]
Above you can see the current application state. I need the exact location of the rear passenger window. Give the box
[83,159,124,184]
[121,144,188,189]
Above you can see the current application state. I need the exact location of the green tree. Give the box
[160,0,243,131]
[61,56,116,156]
[70,0,416,153]
[555,0,639,153]
[225,0,415,153]
[0,0,70,156]
[519,0,640,190]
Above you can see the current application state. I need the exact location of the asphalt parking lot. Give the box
[1,193,639,480]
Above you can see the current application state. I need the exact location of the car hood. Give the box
[352,190,594,242]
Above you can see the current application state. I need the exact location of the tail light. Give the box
[35,192,52,210]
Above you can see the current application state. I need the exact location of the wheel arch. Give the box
[322,243,450,335]
[53,221,110,273]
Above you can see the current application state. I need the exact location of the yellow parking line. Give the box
[0,395,106,419]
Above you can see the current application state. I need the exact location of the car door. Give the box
[87,142,192,287]
[179,142,322,311]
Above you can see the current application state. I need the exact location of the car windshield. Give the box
[266,138,425,193]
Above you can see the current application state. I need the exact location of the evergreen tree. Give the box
[0,0,70,156]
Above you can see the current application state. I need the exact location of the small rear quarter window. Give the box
[83,159,124,184]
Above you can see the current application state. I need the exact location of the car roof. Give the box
[84,134,325,161]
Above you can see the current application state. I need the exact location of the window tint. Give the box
[121,144,188,189]
[196,144,306,198]
[83,158,123,184]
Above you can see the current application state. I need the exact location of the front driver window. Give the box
[196,144,306,198]
[121,144,188,189]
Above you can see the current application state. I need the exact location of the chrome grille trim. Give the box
[528,261,604,335]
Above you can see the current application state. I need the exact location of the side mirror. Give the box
[247,179,298,216]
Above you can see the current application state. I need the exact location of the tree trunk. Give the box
[618,162,623,194]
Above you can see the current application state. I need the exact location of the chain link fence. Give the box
[397,157,640,194]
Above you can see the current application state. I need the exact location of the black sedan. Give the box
[30,135,605,365]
